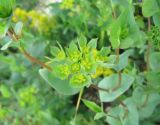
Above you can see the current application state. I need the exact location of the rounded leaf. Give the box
[98,73,134,102]
[39,68,80,95]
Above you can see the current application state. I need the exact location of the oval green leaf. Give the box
[98,73,134,102]
[39,68,80,95]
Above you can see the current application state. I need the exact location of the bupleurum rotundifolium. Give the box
[50,36,112,88]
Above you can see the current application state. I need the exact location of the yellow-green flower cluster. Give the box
[69,51,81,62]
[91,67,114,78]
[12,8,57,37]
[51,36,111,88]
[82,46,89,54]
[92,48,108,61]
[70,73,88,87]
[57,64,70,79]
[61,0,74,9]
[81,57,93,71]
[12,8,27,22]
[71,63,81,73]
[18,86,37,107]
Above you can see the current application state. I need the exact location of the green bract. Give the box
[41,36,111,90]
[0,0,16,18]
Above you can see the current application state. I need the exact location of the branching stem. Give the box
[112,8,122,91]
[7,30,52,71]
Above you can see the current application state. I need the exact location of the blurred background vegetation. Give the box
[1,0,160,125]
[0,0,108,124]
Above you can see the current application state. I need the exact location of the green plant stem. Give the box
[140,94,149,107]
[146,17,151,71]
[119,101,129,120]
[7,30,52,71]
[112,8,122,91]
[116,45,122,90]
[19,46,52,71]
[122,109,128,120]
[74,88,84,123]
[99,30,105,48]
[112,71,122,91]
[140,17,151,110]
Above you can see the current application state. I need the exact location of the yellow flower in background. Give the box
[12,8,28,22]
[91,67,114,78]
[91,67,104,78]
[28,10,37,18]
[12,8,57,37]
[61,0,74,9]
[19,86,37,107]
[103,68,114,76]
